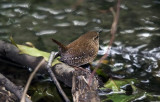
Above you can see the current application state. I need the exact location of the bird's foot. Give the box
[73,66,90,72]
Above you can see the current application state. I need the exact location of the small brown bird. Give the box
[52,31,99,67]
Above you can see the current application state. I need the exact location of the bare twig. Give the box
[89,0,121,85]
[47,52,70,102]
[21,58,45,102]
[0,73,32,102]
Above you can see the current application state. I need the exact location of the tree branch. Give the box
[21,59,45,102]
[47,52,70,102]
[89,0,121,85]
[0,73,32,102]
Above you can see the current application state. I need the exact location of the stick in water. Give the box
[88,0,121,85]
[21,58,45,102]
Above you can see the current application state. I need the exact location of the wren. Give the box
[52,31,99,67]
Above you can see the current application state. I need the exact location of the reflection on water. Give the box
[36,30,57,36]
[0,0,160,101]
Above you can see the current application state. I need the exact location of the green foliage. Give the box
[29,82,64,102]
[10,36,61,66]
[18,45,50,60]
[17,44,61,66]
[101,78,160,102]
[104,78,137,92]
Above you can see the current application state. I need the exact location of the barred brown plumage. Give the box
[52,31,99,67]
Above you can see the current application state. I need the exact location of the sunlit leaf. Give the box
[17,44,50,61]
[104,78,121,92]
[101,79,155,102]
[10,37,61,66]
[17,44,61,66]
[104,78,137,92]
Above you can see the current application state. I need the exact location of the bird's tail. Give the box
[51,38,67,52]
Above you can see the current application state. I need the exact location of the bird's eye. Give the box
[94,35,99,40]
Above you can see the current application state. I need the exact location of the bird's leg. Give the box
[80,63,92,72]
[72,66,89,72]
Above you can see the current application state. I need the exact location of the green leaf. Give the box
[100,78,144,102]
[17,44,50,61]
[10,36,61,66]
[17,44,61,66]
[101,78,160,102]
[29,82,64,102]
[104,78,137,92]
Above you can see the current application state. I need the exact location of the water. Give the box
[0,0,160,101]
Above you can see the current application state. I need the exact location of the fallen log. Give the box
[0,40,100,102]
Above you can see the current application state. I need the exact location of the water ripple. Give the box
[1,3,29,8]
[73,20,88,26]
[137,33,151,38]
[54,23,70,27]
[0,11,15,17]
[120,29,134,34]
[120,4,128,10]
[135,26,159,31]
[37,7,63,15]
[14,8,28,14]
[32,13,47,19]
[64,8,73,13]
[36,30,57,36]
[54,15,66,20]
[154,71,160,77]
